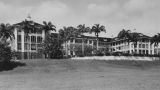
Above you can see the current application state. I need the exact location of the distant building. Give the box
[63,35,111,56]
[109,32,160,55]
[10,19,160,59]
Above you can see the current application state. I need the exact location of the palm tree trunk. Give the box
[65,41,68,57]
[82,37,84,56]
[97,38,99,50]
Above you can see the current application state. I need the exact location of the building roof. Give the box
[13,19,43,31]
[111,32,151,42]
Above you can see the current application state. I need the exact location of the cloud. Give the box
[0,0,160,37]
[0,2,32,23]
[0,1,70,26]
[31,1,70,24]
[85,0,160,37]
[87,2,118,19]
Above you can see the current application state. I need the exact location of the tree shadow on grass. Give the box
[0,61,26,71]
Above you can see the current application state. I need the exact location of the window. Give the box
[37,36,42,43]
[31,36,36,43]
[135,50,137,53]
[134,44,137,48]
[17,43,21,50]
[24,43,29,50]
[17,35,21,42]
[89,40,92,44]
[93,41,96,45]
[24,35,29,42]
[143,50,145,54]
[139,50,141,54]
[139,44,141,48]
[154,49,157,54]
[146,44,148,49]
[142,44,145,48]
[75,39,82,43]
[31,44,36,50]
[146,50,148,54]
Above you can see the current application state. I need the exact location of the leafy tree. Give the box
[59,26,77,57]
[42,34,63,59]
[117,29,131,39]
[117,29,139,46]
[17,19,38,36]
[70,44,93,56]
[91,24,106,50]
[42,21,56,35]
[0,23,14,63]
[150,33,160,55]
[0,23,15,43]
[151,33,160,47]
[77,24,90,56]
[0,42,12,62]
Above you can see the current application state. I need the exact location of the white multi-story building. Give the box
[11,19,46,59]
[63,35,111,56]
[109,33,160,55]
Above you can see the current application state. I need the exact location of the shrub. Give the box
[0,43,12,62]
[94,50,104,56]
[50,49,63,59]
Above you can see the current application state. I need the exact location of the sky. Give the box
[0,0,160,37]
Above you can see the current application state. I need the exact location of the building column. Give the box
[68,40,71,55]
[137,42,139,54]
[73,39,76,56]
[148,41,151,54]
[42,30,45,40]
[129,42,132,54]
[14,28,18,51]
[21,30,25,59]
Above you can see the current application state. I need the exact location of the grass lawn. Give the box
[0,59,160,90]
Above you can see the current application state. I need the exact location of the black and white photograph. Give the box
[0,0,160,90]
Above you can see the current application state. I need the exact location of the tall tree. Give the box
[42,21,56,35]
[42,34,63,59]
[117,29,131,39]
[0,23,15,43]
[91,24,106,50]
[77,24,90,56]
[117,29,141,54]
[151,33,160,47]
[59,26,77,56]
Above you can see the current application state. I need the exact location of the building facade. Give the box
[109,33,160,55]
[10,19,160,59]
[63,35,111,57]
[11,19,45,59]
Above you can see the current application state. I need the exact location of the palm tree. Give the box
[151,33,160,47]
[77,24,90,56]
[91,24,106,50]
[0,23,15,43]
[42,21,56,35]
[59,27,70,56]
[117,29,140,54]
[59,26,77,56]
[117,29,131,39]
[150,33,160,56]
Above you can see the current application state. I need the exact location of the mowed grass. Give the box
[0,59,160,90]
